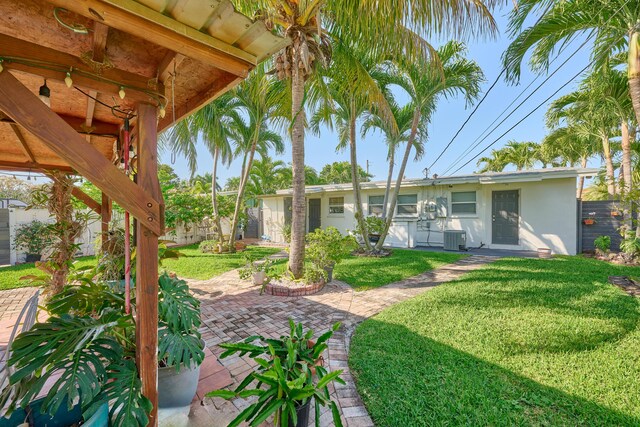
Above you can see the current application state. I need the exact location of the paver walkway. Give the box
[188,254,496,426]
[0,254,496,426]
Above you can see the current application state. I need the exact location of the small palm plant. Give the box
[207,320,345,427]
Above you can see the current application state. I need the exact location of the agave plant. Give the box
[0,272,203,426]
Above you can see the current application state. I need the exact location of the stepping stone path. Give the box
[0,254,496,426]
[608,276,640,297]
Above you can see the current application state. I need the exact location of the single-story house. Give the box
[259,167,598,255]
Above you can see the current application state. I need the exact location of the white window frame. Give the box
[328,196,345,216]
[450,191,477,216]
[395,194,418,217]
[368,195,384,216]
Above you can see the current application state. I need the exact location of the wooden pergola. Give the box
[0,0,286,424]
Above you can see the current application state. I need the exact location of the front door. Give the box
[492,190,519,245]
[308,199,321,232]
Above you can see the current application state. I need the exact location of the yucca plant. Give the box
[207,320,345,427]
[0,272,203,426]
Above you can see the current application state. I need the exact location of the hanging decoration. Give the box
[64,69,73,88]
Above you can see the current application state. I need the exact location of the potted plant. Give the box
[13,220,54,263]
[1,272,203,426]
[238,254,277,286]
[207,320,345,427]
[306,227,358,282]
[583,212,597,225]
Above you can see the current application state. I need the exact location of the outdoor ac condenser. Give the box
[443,230,466,251]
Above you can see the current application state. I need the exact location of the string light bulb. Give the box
[159,105,166,118]
[38,79,51,107]
[0,59,3,73]
[64,71,73,88]
[118,86,126,99]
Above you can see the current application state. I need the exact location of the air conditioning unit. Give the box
[443,230,466,251]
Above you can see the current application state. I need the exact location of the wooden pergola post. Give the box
[135,103,162,426]
[100,193,112,254]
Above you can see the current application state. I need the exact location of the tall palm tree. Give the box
[311,36,395,250]
[246,154,291,195]
[502,140,539,170]
[374,41,484,251]
[477,148,510,172]
[503,0,640,125]
[227,112,284,250]
[161,93,239,244]
[362,101,413,219]
[233,0,498,277]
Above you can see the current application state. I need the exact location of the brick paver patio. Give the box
[0,254,496,426]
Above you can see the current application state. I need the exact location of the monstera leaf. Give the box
[46,279,125,317]
[1,310,127,417]
[158,273,201,332]
[88,359,152,427]
[158,325,204,371]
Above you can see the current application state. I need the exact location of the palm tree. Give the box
[362,101,413,219]
[161,93,238,244]
[246,154,291,196]
[374,41,484,251]
[502,0,640,126]
[226,87,284,250]
[503,140,539,170]
[477,148,510,172]
[311,36,395,250]
[233,0,498,277]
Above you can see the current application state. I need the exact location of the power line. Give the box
[426,1,555,171]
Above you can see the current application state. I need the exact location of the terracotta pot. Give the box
[583,219,596,225]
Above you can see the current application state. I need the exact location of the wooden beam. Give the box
[1,112,119,137]
[100,193,112,253]
[158,71,241,130]
[0,160,74,173]
[0,34,163,103]
[47,0,255,77]
[10,124,37,163]
[92,22,110,63]
[71,187,102,214]
[135,102,160,427]
[0,69,164,236]
[158,51,186,84]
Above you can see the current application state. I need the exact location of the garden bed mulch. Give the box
[608,276,640,297]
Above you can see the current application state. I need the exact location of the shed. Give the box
[0,0,285,424]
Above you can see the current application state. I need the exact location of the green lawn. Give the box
[161,244,281,280]
[272,249,466,291]
[350,256,640,426]
[0,245,281,289]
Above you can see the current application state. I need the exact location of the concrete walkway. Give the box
[0,254,497,426]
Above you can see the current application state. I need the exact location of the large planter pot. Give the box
[323,265,334,282]
[368,234,381,243]
[158,342,205,408]
[0,399,107,427]
[284,401,311,427]
[253,271,267,285]
[25,253,42,263]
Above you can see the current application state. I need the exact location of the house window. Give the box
[451,191,477,214]
[368,195,384,216]
[396,194,418,215]
[328,197,344,215]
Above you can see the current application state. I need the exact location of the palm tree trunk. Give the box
[382,144,395,219]
[602,134,616,198]
[228,133,259,252]
[348,101,372,251]
[577,156,587,199]
[375,110,420,251]
[288,39,306,279]
[211,146,224,245]
[621,120,633,194]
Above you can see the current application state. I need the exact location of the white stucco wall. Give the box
[9,207,101,265]
[260,177,579,255]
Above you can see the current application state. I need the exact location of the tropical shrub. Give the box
[238,254,279,282]
[13,220,54,256]
[1,273,202,426]
[207,320,345,427]
[620,232,640,257]
[199,239,221,254]
[281,222,292,243]
[594,235,611,254]
[306,227,358,269]
[361,216,386,235]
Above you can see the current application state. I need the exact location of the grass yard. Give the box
[0,245,281,289]
[161,244,281,280]
[349,256,640,426]
[271,249,466,291]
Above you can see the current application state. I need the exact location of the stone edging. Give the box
[262,280,325,296]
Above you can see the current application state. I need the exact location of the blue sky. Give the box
[160,7,596,184]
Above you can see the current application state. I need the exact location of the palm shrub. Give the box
[207,320,345,427]
[0,272,203,426]
[594,235,612,254]
[620,232,640,257]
